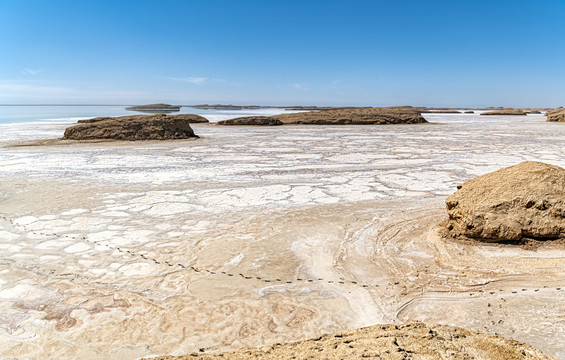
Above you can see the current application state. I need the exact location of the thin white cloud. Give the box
[21,68,42,76]
[166,76,227,85]
[293,83,309,91]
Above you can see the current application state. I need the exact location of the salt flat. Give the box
[0,113,564,359]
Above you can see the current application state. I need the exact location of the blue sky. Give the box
[1,0,564,106]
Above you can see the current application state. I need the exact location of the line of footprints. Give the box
[1,214,562,295]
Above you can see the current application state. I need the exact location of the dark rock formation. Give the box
[273,107,427,125]
[444,161,565,243]
[217,116,283,126]
[528,111,542,114]
[547,109,565,122]
[63,114,200,141]
[147,322,553,360]
[480,110,527,116]
[125,103,181,112]
[464,111,475,114]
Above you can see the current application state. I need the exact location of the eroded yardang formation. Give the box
[63,114,202,141]
[481,110,528,116]
[149,322,554,360]
[444,161,565,242]
[217,108,426,125]
[273,107,427,124]
[217,116,283,126]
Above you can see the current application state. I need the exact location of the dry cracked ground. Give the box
[0,113,564,359]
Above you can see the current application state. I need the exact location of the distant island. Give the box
[126,103,181,113]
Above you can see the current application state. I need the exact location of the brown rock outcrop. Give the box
[63,114,200,141]
[464,111,475,114]
[444,161,565,242]
[78,114,208,124]
[148,322,553,360]
[217,116,283,126]
[273,107,427,125]
[481,110,527,116]
[547,109,565,122]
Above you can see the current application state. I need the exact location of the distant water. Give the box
[0,105,296,125]
[0,105,300,144]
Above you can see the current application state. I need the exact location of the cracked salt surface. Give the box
[1,113,565,359]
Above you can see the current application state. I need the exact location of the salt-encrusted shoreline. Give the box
[0,113,564,359]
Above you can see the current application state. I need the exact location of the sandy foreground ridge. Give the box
[0,111,564,359]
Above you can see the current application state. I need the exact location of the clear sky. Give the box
[1,0,564,107]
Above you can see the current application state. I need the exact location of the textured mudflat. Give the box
[0,113,564,359]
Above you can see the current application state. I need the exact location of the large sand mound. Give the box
[444,161,565,242]
[149,322,553,360]
[63,114,203,141]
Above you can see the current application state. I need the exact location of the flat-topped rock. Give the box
[125,103,181,111]
[273,107,427,125]
[147,322,553,360]
[480,110,527,116]
[217,116,283,126]
[78,113,208,124]
[63,114,200,141]
[444,161,565,243]
[464,111,475,114]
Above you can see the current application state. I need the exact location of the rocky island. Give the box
[125,103,181,112]
[63,113,204,140]
[218,107,427,126]
[480,109,528,116]
[444,161,565,244]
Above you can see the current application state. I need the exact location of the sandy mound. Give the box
[217,116,283,126]
[148,322,553,360]
[444,161,565,242]
[547,109,565,122]
[63,114,201,141]
[481,110,527,116]
[273,107,427,125]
